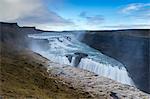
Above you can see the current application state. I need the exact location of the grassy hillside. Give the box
[0,44,89,99]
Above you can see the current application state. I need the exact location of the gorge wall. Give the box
[0,22,49,50]
[81,30,150,93]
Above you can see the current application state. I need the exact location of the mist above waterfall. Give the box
[28,31,135,86]
[75,31,86,41]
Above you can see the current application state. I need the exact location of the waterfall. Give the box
[78,58,134,85]
[28,32,135,86]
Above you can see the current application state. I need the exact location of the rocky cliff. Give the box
[81,30,150,93]
[0,22,50,49]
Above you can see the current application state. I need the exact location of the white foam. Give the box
[28,32,135,86]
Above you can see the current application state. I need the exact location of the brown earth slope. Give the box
[1,44,94,99]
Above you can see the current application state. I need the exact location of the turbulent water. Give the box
[28,32,134,86]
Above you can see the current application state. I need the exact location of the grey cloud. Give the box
[121,3,143,14]
[120,3,150,14]
[103,24,150,29]
[17,8,74,26]
[0,0,74,26]
[120,3,150,20]
[79,12,104,24]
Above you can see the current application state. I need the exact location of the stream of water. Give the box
[28,32,134,86]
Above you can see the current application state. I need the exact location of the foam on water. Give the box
[28,32,134,86]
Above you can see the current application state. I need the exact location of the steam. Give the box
[75,31,86,41]
[28,34,50,58]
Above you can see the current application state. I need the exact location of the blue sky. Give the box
[0,0,150,30]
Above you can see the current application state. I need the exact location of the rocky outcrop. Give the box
[47,58,150,99]
[81,29,150,93]
[66,52,88,67]
[21,26,42,34]
[66,54,73,63]
[0,22,49,49]
[74,52,88,67]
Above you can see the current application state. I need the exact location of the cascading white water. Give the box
[28,32,134,86]
[78,58,134,85]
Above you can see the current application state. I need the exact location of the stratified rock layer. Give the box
[81,30,150,93]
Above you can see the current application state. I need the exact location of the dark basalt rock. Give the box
[110,92,119,99]
[66,55,73,63]
[74,52,88,67]
[74,52,88,57]
[0,22,52,49]
[65,52,88,67]
[81,29,150,93]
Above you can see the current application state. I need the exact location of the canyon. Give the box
[0,22,149,98]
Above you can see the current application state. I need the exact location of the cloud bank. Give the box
[120,3,150,20]
[103,24,150,29]
[0,0,73,28]
[0,0,149,30]
[120,3,150,14]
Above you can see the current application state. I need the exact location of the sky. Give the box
[0,0,150,31]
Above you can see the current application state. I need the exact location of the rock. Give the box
[81,30,150,93]
[66,54,73,63]
[46,61,150,99]
[74,52,88,57]
[74,52,88,67]
[65,52,88,67]
[110,92,119,99]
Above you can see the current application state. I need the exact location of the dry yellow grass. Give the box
[0,45,90,99]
